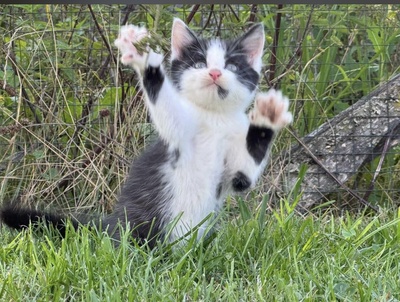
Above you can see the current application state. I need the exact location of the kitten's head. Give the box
[170,18,265,113]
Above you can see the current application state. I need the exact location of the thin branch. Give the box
[121,5,136,25]
[186,4,200,24]
[88,5,127,113]
[88,5,118,67]
[0,79,18,97]
[200,5,214,33]
[267,4,283,88]
[275,5,314,87]
[88,4,125,99]
[62,4,138,177]
[216,6,224,37]
[3,48,41,123]
[227,4,241,23]
[247,4,258,23]
[59,5,131,183]
[66,6,84,47]
[98,5,135,80]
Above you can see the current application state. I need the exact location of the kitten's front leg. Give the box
[115,24,194,149]
[228,89,292,193]
[115,24,167,103]
[114,24,150,74]
[247,89,293,164]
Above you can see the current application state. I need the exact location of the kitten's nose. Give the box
[209,69,222,81]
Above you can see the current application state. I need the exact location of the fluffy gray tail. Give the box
[0,204,93,237]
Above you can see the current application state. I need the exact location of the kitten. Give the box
[0,18,292,247]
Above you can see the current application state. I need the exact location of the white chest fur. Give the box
[165,109,248,241]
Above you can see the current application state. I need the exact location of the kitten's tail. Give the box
[0,203,95,237]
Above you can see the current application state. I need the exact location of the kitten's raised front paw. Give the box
[114,24,149,72]
[249,89,293,131]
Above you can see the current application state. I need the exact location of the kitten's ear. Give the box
[237,23,265,72]
[171,18,197,60]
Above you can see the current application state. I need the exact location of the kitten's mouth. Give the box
[203,81,228,99]
[205,80,222,89]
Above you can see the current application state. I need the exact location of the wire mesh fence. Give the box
[1,4,400,213]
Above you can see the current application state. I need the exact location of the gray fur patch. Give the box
[170,148,180,169]
[102,139,172,247]
[217,86,229,99]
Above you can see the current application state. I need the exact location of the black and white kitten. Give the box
[1,18,292,247]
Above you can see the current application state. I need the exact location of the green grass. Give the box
[1,200,400,301]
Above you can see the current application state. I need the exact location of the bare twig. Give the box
[227,4,241,23]
[2,48,41,123]
[267,4,283,88]
[186,4,200,24]
[88,5,118,67]
[275,5,314,87]
[98,5,135,81]
[88,4,125,98]
[66,6,84,48]
[88,5,127,113]
[121,5,136,25]
[56,5,133,189]
[68,4,142,170]
[247,4,258,23]
[216,6,224,37]
[0,79,18,97]
[201,5,215,33]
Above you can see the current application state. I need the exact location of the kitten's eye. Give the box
[194,62,207,69]
[226,63,238,72]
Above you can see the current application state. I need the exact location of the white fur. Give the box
[114,24,149,74]
[180,40,254,113]
[115,19,292,243]
[249,89,293,131]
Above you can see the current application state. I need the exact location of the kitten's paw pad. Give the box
[250,89,293,131]
[114,24,149,70]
